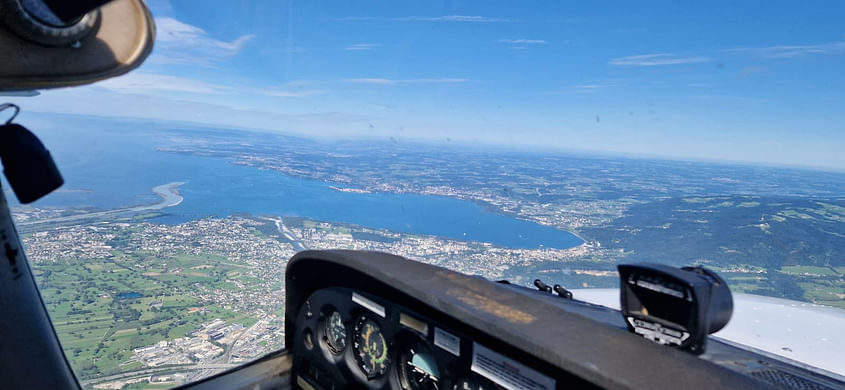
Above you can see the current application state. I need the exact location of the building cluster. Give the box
[289,222,593,280]
[132,318,245,367]
[132,336,222,367]
[22,225,116,263]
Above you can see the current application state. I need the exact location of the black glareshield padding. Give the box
[41,0,112,23]
[618,263,733,355]
[0,123,63,203]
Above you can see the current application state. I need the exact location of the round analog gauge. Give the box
[399,343,440,390]
[324,311,346,354]
[353,316,390,378]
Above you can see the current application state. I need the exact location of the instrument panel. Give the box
[292,287,555,390]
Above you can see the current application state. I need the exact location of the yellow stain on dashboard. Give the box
[447,287,536,324]
[437,270,536,324]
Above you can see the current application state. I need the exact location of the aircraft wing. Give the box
[572,288,845,380]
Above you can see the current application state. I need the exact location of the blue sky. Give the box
[22,0,845,170]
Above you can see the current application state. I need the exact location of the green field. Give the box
[780,265,839,276]
[33,248,263,380]
[721,268,845,309]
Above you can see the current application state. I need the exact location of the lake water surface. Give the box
[19,121,583,249]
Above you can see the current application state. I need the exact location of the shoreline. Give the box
[152,182,186,207]
[19,182,186,226]
[328,185,372,194]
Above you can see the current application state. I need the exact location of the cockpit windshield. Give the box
[8,0,845,388]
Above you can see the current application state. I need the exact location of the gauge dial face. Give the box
[324,311,346,354]
[399,344,440,390]
[354,316,390,378]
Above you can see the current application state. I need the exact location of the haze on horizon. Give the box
[18,0,845,171]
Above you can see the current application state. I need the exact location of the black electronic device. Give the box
[618,263,733,355]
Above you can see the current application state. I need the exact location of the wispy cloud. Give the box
[611,41,845,68]
[725,41,845,58]
[99,73,469,95]
[571,84,614,93]
[95,72,325,98]
[150,17,255,66]
[421,15,508,22]
[547,83,623,95]
[690,94,769,104]
[343,78,471,85]
[95,72,229,94]
[27,88,372,137]
[344,43,380,51]
[609,53,712,66]
[334,15,509,23]
[497,39,546,44]
[256,88,325,97]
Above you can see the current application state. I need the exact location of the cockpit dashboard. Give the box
[180,250,845,390]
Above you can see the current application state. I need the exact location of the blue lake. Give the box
[17,120,583,249]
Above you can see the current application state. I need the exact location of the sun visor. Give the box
[0,0,154,90]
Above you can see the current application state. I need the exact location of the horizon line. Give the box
[25,110,845,175]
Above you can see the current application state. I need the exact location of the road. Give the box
[80,363,237,386]
[261,216,308,252]
[221,319,263,363]
[19,182,185,227]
